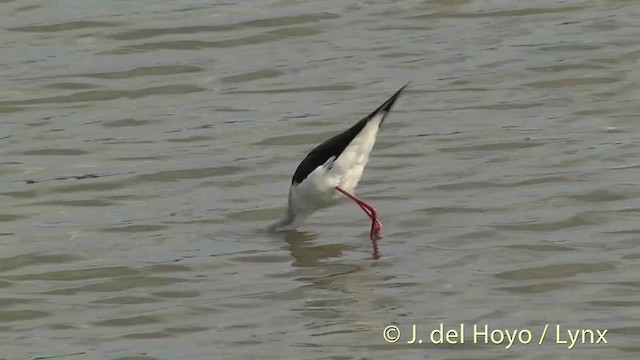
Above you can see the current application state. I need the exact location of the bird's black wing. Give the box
[291,83,408,185]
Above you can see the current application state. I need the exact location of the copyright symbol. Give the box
[383,325,400,343]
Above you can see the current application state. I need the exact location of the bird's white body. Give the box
[273,113,384,231]
[268,84,407,233]
[295,112,384,203]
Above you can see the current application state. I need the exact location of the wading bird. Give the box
[268,84,408,241]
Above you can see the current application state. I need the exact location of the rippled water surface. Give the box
[1,0,640,359]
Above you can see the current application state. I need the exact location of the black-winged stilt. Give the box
[268,83,409,240]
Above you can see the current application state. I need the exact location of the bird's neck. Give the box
[268,209,302,232]
[267,189,309,232]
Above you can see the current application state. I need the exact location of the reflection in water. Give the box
[281,230,354,267]
[274,229,381,264]
[371,237,380,260]
[280,234,388,345]
[264,229,387,340]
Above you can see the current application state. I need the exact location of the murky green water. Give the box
[1,0,639,359]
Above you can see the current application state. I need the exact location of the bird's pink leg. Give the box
[334,185,382,240]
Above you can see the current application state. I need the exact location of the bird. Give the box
[268,83,409,240]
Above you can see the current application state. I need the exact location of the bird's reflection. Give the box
[272,229,381,266]
[278,230,386,342]
[281,230,345,267]
[371,237,381,260]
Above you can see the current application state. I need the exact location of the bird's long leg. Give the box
[350,195,374,218]
[334,185,382,240]
[334,185,376,217]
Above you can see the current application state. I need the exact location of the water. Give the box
[1,0,639,359]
